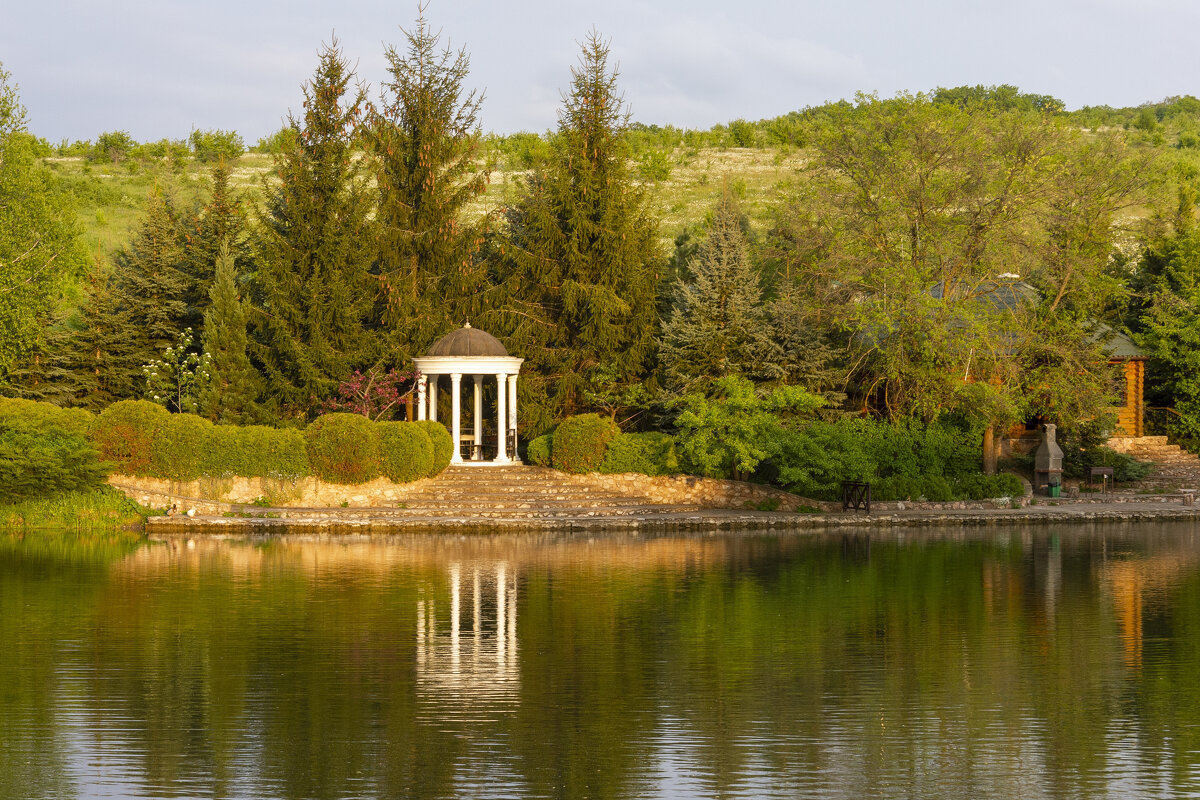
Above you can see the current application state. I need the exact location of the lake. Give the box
[3,523,1200,799]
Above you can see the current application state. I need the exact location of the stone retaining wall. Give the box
[568,471,1037,513]
[108,474,440,512]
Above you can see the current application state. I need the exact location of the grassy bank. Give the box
[1,486,159,533]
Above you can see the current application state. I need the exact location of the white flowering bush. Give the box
[143,328,212,414]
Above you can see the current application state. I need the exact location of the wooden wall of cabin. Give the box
[1113,359,1145,437]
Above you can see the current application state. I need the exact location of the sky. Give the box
[3,0,1199,145]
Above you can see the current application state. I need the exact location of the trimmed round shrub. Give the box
[526,433,553,467]
[0,418,107,502]
[0,398,94,436]
[90,400,170,476]
[600,432,679,476]
[150,413,215,481]
[413,421,453,477]
[551,413,620,474]
[378,422,434,483]
[305,413,381,484]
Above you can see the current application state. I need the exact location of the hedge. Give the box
[207,425,309,479]
[90,400,170,476]
[0,397,93,436]
[413,420,454,476]
[151,413,216,481]
[526,433,553,467]
[599,432,679,476]
[551,414,620,474]
[378,422,434,483]
[304,413,381,484]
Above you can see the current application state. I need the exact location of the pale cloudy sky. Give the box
[2,0,1197,143]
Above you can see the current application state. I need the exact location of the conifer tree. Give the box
[253,38,375,419]
[660,190,783,392]
[499,32,661,429]
[363,13,491,358]
[182,161,247,330]
[65,257,144,407]
[110,188,191,387]
[201,242,262,424]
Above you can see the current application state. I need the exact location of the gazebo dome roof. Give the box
[426,323,509,358]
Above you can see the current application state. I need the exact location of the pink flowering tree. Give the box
[321,367,418,421]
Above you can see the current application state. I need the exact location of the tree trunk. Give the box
[983,425,997,475]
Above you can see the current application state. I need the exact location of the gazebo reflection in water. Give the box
[415,562,520,707]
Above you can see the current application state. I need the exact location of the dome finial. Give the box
[464,320,472,328]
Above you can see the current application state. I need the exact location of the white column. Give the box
[495,373,509,462]
[472,376,483,459]
[507,374,519,462]
[450,373,463,463]
[428,375,438,422]
[417,375,428,421]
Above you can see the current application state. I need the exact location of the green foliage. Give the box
[413,420,453,476]
[871,473,1024,501]
[0,62,88,382]
[0,413,107,502]
[498,33,660,426]
[674,377,825,479]
[88,131,137,164]
[90,400,170,476]
[550,414,620,474]
[0,397,93,435]
[364,15,490,360]
[253,40,376,418]
[200,242,262,424]
[377,422,434,483]
[660,188,783,391]
[252,127,297,154]
[728,119,758,147]
[1137,210,1200,446]
[304,413,381,484]
[0,485,151,531]
[772,416,987,500]
[783,91,1148,423]
[143,328,211,414]
[526,433,553,466]
[189,128,244,162]
[150,413,215,481]
[207,425,308,479]
[599,432,679,476]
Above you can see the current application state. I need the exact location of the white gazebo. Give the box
[412,324,524,465]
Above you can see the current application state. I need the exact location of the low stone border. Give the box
[147,502,1200,536]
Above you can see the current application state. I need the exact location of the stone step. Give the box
[259,505,705,520]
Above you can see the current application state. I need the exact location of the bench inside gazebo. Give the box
[412,324,524,466]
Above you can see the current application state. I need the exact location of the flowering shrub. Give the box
[321,367,417,420]
[143,329,211,413]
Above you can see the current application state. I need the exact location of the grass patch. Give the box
[0,486,158,533]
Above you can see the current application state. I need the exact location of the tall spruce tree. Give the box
[253,38,376,419]
[363,13,491,358]
[201,242,262,424]
[499,32,660,430]
[182,162,248,331]
[65,257,144,408]
[109,188,191,391]
[660,189,783,392]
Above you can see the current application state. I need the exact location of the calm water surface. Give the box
[3,523,1200,799]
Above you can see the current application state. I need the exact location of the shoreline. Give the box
[147,499,1200,535]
